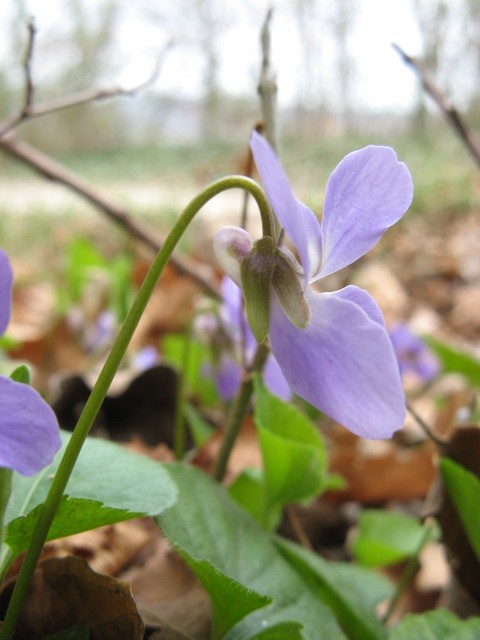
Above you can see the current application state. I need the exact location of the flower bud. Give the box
[240,236,276,343]
[213,226,253,286]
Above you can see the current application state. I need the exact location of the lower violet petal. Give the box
[268,289,405,439]
[0,376,61,475]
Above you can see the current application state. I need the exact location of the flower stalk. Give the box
[213,342,270,481]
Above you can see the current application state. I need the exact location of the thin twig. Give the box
[0,134,219,298]
[406,402,447,448]
[22,18,36,116]
[381,522,433,624]
[393,43,480,169]
[0,37,171,138]
[285,505,314,551]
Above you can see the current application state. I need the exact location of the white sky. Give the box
[0,0,424,113]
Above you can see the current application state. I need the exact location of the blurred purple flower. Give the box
[132,344,160,370]
[389,324,440,382]
[215,132,413,439]
[0,250,61,475]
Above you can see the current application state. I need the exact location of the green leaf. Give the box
[426,337,480,387]
[66,237,106,302]
[157,462,348,640]
[248,623,303,640]
[2,431,177,573]
[389,609,480,639]
[9,364,31,384]
[228,467,270,526]
[6,496,143,559]
[253,377,327,527]
[184,402,214,447]
[351,510,437,567]
[175,555,271,640]
[440,457,480,561]
[276,539,391,640]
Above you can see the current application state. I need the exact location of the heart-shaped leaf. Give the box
[157,462,348,640]
[1,431,177,576]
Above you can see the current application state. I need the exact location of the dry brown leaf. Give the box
[120,532,211,639]
[10,555,144,640]
[327,439,436,504]
[43,519,156,577]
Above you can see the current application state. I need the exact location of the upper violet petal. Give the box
[250,131,322,283]
[268,289,406,439]
[0,376,61,475]
[317,146,413,280]
[0,249,13,336]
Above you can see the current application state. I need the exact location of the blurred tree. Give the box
[291,0,328,132]
[144,0,241,138]
[328,0,357,133]
[411,0,480,134]
[2,0,126,151]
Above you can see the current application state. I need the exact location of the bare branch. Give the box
[393,43,480,169]
[0,134,220,299]
[0,39,172,138]
[23,17,37,115]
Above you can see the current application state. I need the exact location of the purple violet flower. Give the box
[0,249,61,475]
[214,132,413,439]
[389,324,440,382]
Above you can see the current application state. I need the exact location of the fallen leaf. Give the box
[4,555,144,640]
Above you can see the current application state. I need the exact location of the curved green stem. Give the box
[0,175,273,640]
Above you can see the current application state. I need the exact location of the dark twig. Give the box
[406,402,447,449]
[0,134,219,298]
[22,18,36,116]
[393,43,480,169]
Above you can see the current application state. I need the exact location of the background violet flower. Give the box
[215,132,414,439]
[389,324,440,382]
[0,249,61,476]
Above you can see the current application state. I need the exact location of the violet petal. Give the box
[268,288,405,439]
[250,131,322,283]
[317,146,413,280]
[263,354,292,401]
[0,249,13,336]
[0,376,61,475]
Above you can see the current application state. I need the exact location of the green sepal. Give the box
[9,364,31,385]
[272,251,310,329]
[240,236,276,343]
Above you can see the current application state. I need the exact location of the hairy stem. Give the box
[0,175,273,640]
